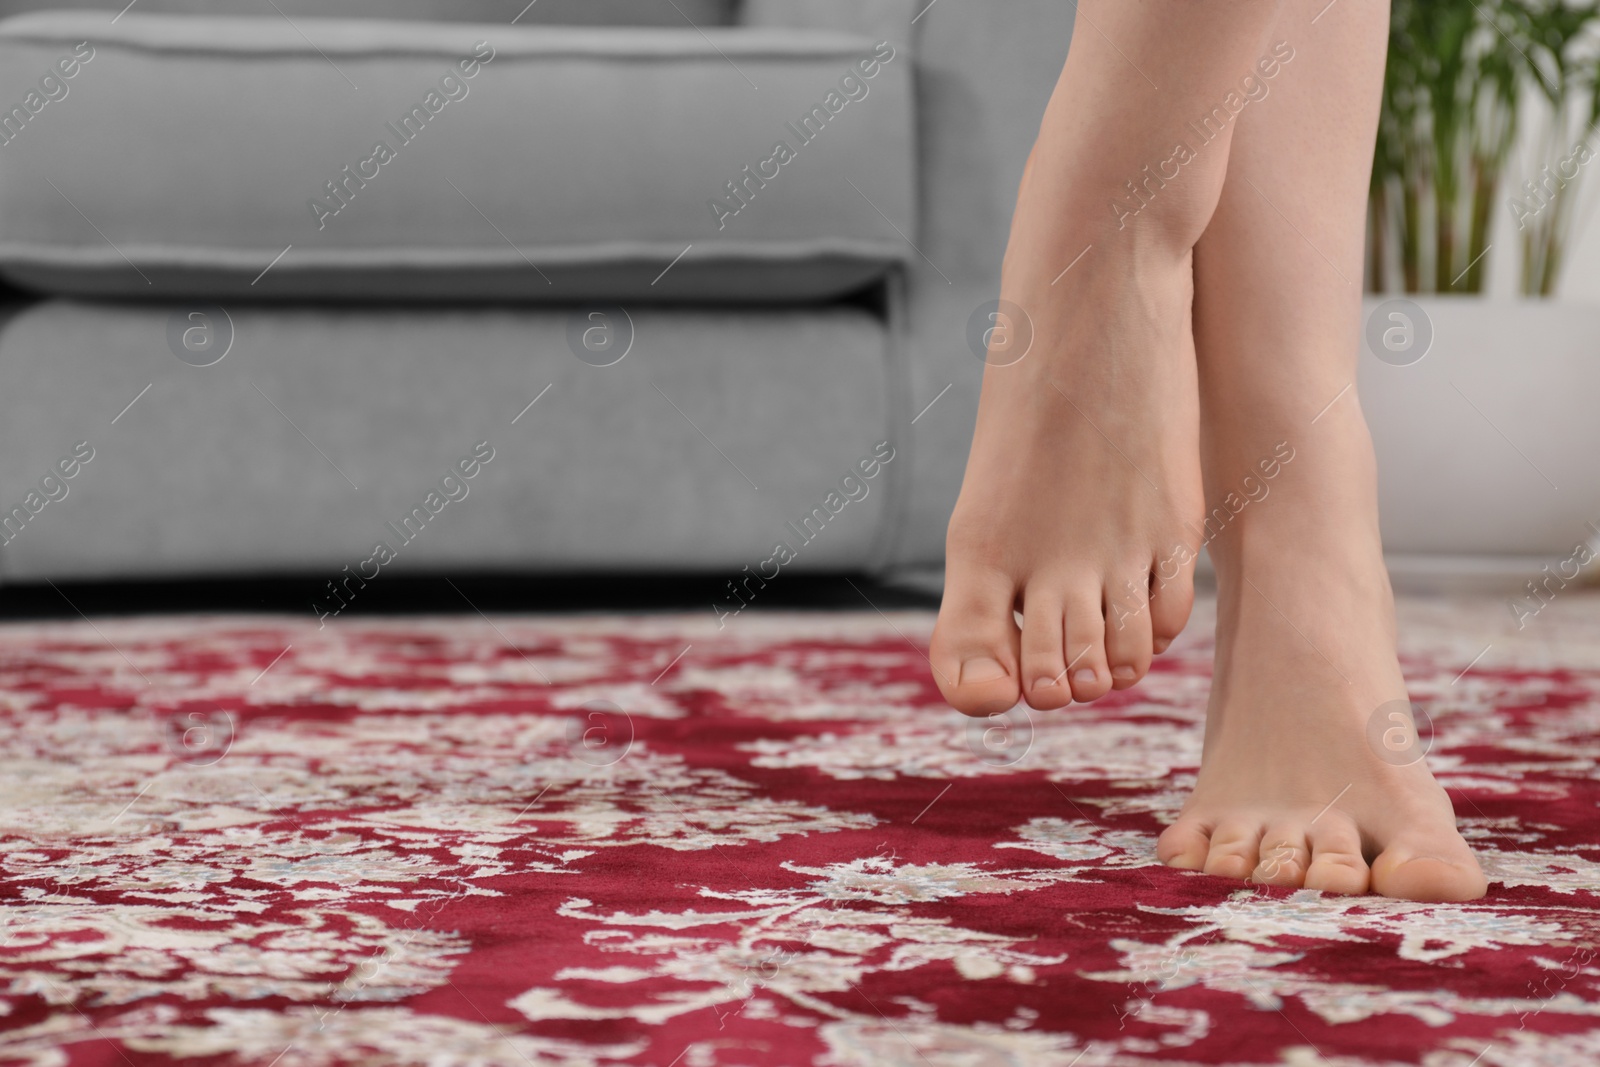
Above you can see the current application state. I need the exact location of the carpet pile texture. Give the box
[1,595,1598,1065]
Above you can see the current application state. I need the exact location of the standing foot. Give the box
[1157,424,1486,902]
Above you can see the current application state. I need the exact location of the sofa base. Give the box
[0,300,904,580]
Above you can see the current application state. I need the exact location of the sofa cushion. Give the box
[0,0,737,27]
[0,11,914,302]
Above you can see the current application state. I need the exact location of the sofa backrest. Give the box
[0,0,736,25]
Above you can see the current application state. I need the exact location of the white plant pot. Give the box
[1359,296,1600,590]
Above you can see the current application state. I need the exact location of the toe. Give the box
[1103,571,1153,690]
[1019,587,1071,710]
[1304,814,1370,896]
[1063,586,1111,703]
[930,563,1022,717]
[1149,549,1195,655]
[1371,834,1487,902]
[1157,818,1211,871]
[1202,820,1263,881]
[1251,821,1310,887]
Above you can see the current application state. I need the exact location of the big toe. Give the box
[930,564,1022,717]
[1371,838,1487,902]
[1148,553,1196,655]
[1103,570,1153,691]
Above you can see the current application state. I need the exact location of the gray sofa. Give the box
[0,0,1076,583]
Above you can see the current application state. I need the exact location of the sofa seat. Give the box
[0,11,914,301]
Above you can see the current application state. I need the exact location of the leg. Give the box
[1156,0,1485,900]
[932,2,1284,715]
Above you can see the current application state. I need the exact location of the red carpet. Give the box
[1,595,1598,1066]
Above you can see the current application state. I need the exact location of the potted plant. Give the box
[1360,0,1600,585]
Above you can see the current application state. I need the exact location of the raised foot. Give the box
[931,252,1204,716]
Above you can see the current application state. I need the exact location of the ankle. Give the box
[1002,152,1223,289]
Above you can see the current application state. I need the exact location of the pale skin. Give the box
[931,0,1487,901]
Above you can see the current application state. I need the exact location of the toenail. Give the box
[1111,666,1137,682]
[960,657,1008,684]
[1073,669,1096,687]
[1031,676,1058,691]
[1153,637,1171,653]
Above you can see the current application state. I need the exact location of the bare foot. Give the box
[929,0,1295,717]
[1157,427,1487,902]
[930,244,1204,715]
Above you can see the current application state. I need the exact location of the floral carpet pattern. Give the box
[1,594,1599,1066]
